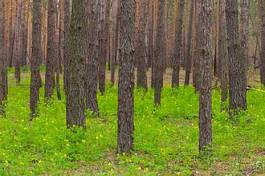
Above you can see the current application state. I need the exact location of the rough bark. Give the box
[192,1,201,92]
[154,0,166,106]
[226,0,247,113]
[239,0,249,102]
[117,0,136,153]
[66,0,87,128]
[148,0,155,88]
[0,0,8,115]
[198,0,213,152]
[172,0,185,87]
[259,0,265,85]
[30,0,42,118]
[63,0,70,92]
[136,0,148,90]
[45,0,57,100]
[218,0,229,107]
[184,0,194,86]
[98,0,111,94]
[85,0,99,115]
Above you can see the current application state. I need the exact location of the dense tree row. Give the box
[0,0,265,153]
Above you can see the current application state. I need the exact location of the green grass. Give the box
[0,73,265,176]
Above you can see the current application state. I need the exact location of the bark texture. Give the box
[184,0,194,86]
[219,0,229,107]
[154,0,166,106]
[226,0,247,112]
[172,0,185,87]
[117,0,136,153]
[198,0,213,152]
[30,0,42,118]
[136,0,148,90]
[0,0,8,115]
[66,0,87,127]
[45,0,57,100]
[259,0,265,85]
[85,0,99,115]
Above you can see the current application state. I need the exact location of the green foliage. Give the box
[0,74,265,175]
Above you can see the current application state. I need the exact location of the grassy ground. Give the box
[0,71,265,176]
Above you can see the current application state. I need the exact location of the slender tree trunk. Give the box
[118,0,136,153]
[239,0,249,101]
[85,0,99,115]
[0,0,8,115]
[30,0,42,118]
[98,0,111,94]
[66,0,87,128]
[14,0,22,84]
[259,0,265,85]
[226,0,247,113]
[184,0,194,86]
[45,0,57,100]
[111,0,121,86]
[192,1,201,92]
[218,0,229,108]
[136,0,148,90]
[172,0,185,88]
[148,0,155,88]
[199,0,213,152]
[63,0,70,92]
[154,0,166,106]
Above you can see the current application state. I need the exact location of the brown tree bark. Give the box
[218,0,229,108]
[63,0,70,93]
[239,0,249,103]
[30,0,42,118]
[117,0,136,153]
[154,0,166,106]
[184,0,194,86]
[192,1,201,92]
[0,0,8,115]
[85,0,99,115]
[259,0,265,85]
[226,0,247,113]
[14,0,22,84]
[136,0,148,90]
[171,0,185,88]
[198,0,213,152]
[148,0,155,88]
[45,0,57,100]
[66,0,87,127]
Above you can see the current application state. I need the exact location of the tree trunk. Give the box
[63,0,70,93]
[198,0,213,152]
[172,0,185,88]
[0,0,8,115]
[85,0,99,115]
[218,0,229,108]
[45,0,57,100]
[98,0,111,94]
[136,0,148,90]
[154,0,166,106]
[66,0,87,128]
[259,0,265,85]
[226,0,247,113]
[148,0,155,88]
[30,0,42,118]
[184,0,194,86]
[117,0,136,153]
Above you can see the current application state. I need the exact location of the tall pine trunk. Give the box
[30,0,42,118]
[226,0,247,113]
[259,0,265,85]
[198,0,213,152]
[66,0,87,127]
[154,0,166,106]
[117,0,136,153]
[45,0,57,100]
[172,0,185,87]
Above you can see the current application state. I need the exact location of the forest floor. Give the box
[0,69,265,176]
